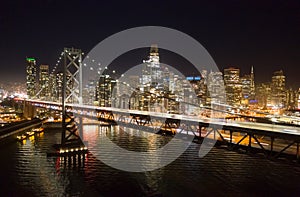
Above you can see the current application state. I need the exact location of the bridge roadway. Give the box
[27,99,300,139]
[26,98,300,159]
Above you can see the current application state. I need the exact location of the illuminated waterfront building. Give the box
[207,71,225,105]
[55,72,72,102]
[110,75,140,109]
[271,70,286,108]
[83,79,99,105]
[141,44,162,92]
[286,88,297,110]
[128,75,139,90]
[162,66,171,91]
[38,65,49,99]
[250,66,255,100]
[48,73,56,101]
[98,75,116,107]
[240,74,251,106]
[189,74,207,105]
[224,67,242,106]
[26,57,37,98]
[55,72,63,102]
[256,82,272,109]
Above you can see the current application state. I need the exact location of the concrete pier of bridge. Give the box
[23,100,37,119]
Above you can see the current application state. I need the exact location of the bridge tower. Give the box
[61,47,83,146]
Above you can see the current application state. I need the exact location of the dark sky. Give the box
[1,0,300,88]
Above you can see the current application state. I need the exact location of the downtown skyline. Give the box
[0,0,299,88]
[2,1,300,196]
[20,45,298,113]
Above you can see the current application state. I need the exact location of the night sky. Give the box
[1,0,299,88]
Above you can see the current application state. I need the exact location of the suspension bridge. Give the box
[20,47,300,162]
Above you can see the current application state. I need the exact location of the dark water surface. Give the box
[1,125,300,196]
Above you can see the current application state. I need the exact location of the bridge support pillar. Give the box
[79,116,83,138]
[59,47,85,150]
[23,101,37,119]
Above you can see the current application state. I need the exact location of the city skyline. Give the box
[0,0,299,88]
[4,47,299,89]
[2,1,300,196]
[18,45,299,113]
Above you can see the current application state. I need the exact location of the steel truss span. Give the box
[27,98,300,161]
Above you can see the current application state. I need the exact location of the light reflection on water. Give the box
[0,124,300,196]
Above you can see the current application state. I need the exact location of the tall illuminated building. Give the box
[224,67,242,106]
[240,74,251,105]
[256,82,271,109]
[83,79,99,105]
[55,72,63,101]
[26,57,37,98]
[286,88,297,109]
[207,71,225,104]
[98,74,116,107]
[141,44,162,91]
[39,65,49,99]
[271,70,286,108]
[128,75,139,89]
[250,66,255,100]
[49,73,56,101]
[55,72,72,102]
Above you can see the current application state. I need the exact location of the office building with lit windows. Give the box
[26,57,37,98]
[240,74,251,106]
[250,66,255,100]
[207,71,225,105]
[39,64,49,99]
[256,82,272,109]
[55,72,72,102]
[49,73,56,101]
[141,44,162,92]
[98,75,116,107]
[224,67,242,106]
[271,70,286,108]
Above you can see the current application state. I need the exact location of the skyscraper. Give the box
[83,79,99,105]
[55,72,72,102]
[271,70,286,108]
[207,71,225,105]
[98,74,116,107]
[141,44,162,91]
[224,67,242,106]
[240,74,251,105]
[49,73,56,101]
[26,57,37,98]
[55,72,64,102]
[256,82,272,109]
[250,66,255,100]
[39,64,49,99]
